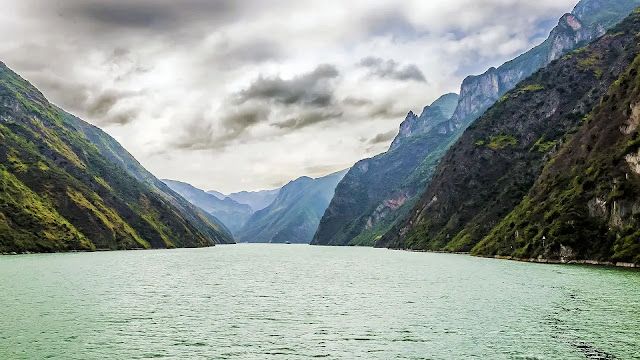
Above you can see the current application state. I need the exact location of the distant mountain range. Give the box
[205,188,280,212]
[166,170,346,244]
[163,180,254,234]
[221,189,281,212]
[0,61,233,253]
[312,0,640,251]
[236,170,347,244]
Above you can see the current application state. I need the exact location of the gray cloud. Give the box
[236,64,340,107]
[52,0,241,32]
[368,130,398,145]
[204,37,284,69]
[174,104,271,150]
[359,57,427,82]
[273,110,343,130]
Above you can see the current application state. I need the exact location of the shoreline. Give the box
[0,244,219,256]
[389,247,638,268]
[485,254,638,268]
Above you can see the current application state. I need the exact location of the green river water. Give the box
[0,244,638,359]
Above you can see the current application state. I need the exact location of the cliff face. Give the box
[449,12,602,131]
[380,10,640,262]
[311,95,462,247]
[390,93,459,149]
[0,62,233,253]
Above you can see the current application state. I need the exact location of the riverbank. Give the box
[0,245,218,256]
[389,247,639,268]
[487,255,638,268]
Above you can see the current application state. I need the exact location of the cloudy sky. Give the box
[0,0,578,193]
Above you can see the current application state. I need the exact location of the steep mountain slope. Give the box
[238,170,347,243]
[224,189,280,212]
[311,95,460,246]
[312,0,640,248]
[163,179,253,234]
[474,44,640,265]
[0,62,232,253]
[61,110,234,244]
[381,10,640,254]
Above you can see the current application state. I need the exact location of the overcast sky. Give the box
[0,0,578,193]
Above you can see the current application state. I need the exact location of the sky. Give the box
[0,0,579,193]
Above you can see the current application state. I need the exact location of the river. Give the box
[0,244,638,359]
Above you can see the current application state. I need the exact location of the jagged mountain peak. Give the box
[390,93,460,150]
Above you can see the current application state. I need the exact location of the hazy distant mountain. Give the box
[0,61,233,253]
[225,189,280,211]
[237,170,347,244]
[207,190,226,200]
[163,180,253,234]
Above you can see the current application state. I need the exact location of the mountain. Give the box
[312,0,640,247]
[60,109,234,244]
[474,38,640,265]
[390,93,459,149]
[225,189,280,212]
[206,190,226,200]
[381,7,640,265]
[312,95,460,246]
[0,61,232,253]
[237,170,347,243]
[163,179,253,234]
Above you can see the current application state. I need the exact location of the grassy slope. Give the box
[0,62,230,252]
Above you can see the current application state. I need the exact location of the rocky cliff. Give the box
[475,34,640,265]
[311,95,462,246]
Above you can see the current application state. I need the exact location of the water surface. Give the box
[0,245,638,359]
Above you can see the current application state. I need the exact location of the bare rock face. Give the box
[390,93,459,149]
[549,14,601,62]
[449,68,500,128]
[449,12,605,131]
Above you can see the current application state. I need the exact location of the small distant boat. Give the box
[285,241,291,244]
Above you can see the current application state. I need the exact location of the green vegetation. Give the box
[488,134,517,150]
[530,136,558,153]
